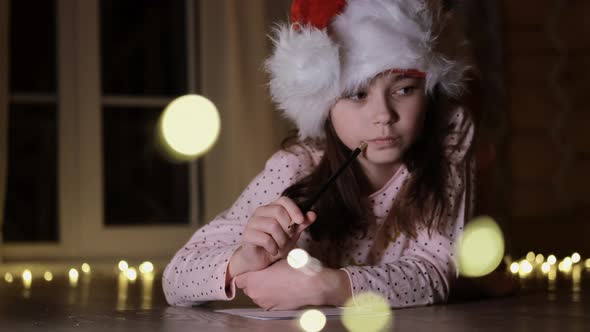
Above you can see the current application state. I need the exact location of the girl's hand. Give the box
[229,197,317,277]
[235,259,325,310]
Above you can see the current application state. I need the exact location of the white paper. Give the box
[215,307,343,320]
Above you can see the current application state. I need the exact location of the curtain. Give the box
[199,0,293,221]
[0,0,11,261]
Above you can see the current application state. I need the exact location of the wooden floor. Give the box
[0,262,588,331]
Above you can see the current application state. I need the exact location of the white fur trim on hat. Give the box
[266,0,471,140]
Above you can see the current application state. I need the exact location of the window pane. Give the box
[100,0,187,95]
[3,103,58,242]
[102,107,190,225]
[9,0,57,93]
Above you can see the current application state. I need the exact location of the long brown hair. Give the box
[281,87,454,242]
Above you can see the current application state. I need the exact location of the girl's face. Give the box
[330,71,427,172]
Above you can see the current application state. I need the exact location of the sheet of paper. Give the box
[215,307,343,320]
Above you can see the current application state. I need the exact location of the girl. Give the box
[163,0,475,310]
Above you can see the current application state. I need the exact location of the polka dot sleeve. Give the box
[161,145,317,307]
[340,106,475,308]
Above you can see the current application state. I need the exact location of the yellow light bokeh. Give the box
[519,260,533,274]
[4,272,14,283]
[69,268,79,287]
[541,262,550,274]
[509,262,519,274]
[547,255,557,265]
[118,260,129,272]
[44,271,53,282]
[81,263,91,273]
[22,269,32,289]
[585,258,590,268]
[126,268,138,281]
[456,216,504,277]
[535,254,544,264]
[341,292,393,332]
[160,94,220,159]
[299,309,327,332]
[571,253,581,263]
[139,261,154,274]
[526,251,535,262]
[287,248,310,269]
[558,258,572,273]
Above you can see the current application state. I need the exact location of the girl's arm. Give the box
[161,148,315,307]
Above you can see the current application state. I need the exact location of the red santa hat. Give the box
[265,0,471,140]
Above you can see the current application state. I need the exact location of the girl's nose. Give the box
[370,91,398,125]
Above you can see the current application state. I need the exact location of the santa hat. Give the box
[265,0,471,140]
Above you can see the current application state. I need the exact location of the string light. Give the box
[526,252,535,262]
[287,249,310,269]
[125,268,138,281]
[118,260,129,272]
[139,261,154,274]
[43,271,53,282]
[547,255,557,265]
[4,273,14,283]
[571,253,581,263]
[585,258,590,268]
[535,254,545,264]
[509,262,520,274]
[541,262,550,274]
[22,270,32,289]
[81,263,91,273]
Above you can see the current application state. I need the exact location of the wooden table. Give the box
[0,263,588,331]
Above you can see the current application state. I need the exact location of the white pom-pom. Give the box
[265,24,341,140]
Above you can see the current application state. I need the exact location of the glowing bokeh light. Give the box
[126,268,138,281]
[519,260,533,274]
[547,255,557,265]
[44,271,53,282]
[535,254,544,264]
[22,269,32,289]
[139,261,154,274]
[287,248,310,269]
[4,273,14,283]
[299,309,327,332]
[118,260,129,272]
[571,253,581,263]
[585,258,590,268]
[558,257,572,273]
[160,94,220,158]
[81,263,91,273]
[509,262,519,274]
[457,216,504,277]
[526,251,535,262]
[341,292,392,332]
[541,262,550,274]
[69,268,79,287]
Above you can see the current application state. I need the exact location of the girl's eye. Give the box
[395,86,415,96]
[347,91,368,101]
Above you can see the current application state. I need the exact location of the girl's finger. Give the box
[249,217,290,249]
[243,229,279,255]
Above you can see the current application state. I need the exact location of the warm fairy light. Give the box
[160,94,221,159]
[81,263,91,273]
[118,260,129,272]
[509,262,520,274]
[547,255,557,265]
[456,216,504,277]
[341,292,393,332]
[519,260,533,274]
[535,254,544,264]
[125,268,138,281]
[139,261,154,274]
[4,273,14,283]
[22,270,32,289]
[585,258,590,268]
[526,251,535,262]
[69,268,79,286]
[571,253,581,263]
[43,271,53,282]
[541,262,550,274]
[299,309,327,332]
[287,249,310,269]
[558,257,572,273]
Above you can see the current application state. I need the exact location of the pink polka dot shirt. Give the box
[163,106,475,308]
